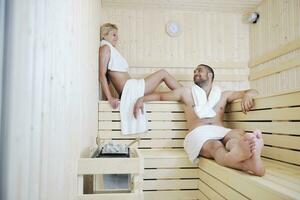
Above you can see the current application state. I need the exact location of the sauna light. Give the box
[243,12,260,24]
[166,21,181,37]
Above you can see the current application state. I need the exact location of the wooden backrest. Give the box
[225,89,300,166]
[98,101,188,148]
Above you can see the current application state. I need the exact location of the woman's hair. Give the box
[100,23,118,40]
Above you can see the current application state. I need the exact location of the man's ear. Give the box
[208,72,213,80]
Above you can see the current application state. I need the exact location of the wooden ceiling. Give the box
[101,0,263,13]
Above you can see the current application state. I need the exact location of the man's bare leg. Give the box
[200,140,247,170]
[200,138,265,176]
[222,129,256,162]
[144,69,182,95]
[241,130,265,176]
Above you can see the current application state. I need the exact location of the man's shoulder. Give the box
[221,90,233,98]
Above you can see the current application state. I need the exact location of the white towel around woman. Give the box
[120,79,148,135]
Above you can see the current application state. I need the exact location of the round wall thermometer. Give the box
[166,21,181,37]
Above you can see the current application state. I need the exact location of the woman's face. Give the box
[103,29,118,46]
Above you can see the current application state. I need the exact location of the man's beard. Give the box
[193,76,208,87]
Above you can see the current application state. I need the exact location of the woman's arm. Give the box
[99,45,119,108]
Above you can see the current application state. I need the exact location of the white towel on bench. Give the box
[191,84,222,119]
[120,79,148,135]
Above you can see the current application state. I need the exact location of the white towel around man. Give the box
[184,125,231,163]
[191,84,222,118]
[184,84,229,163]
[120,79,148,135]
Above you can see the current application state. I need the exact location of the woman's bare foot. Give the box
[226,133,255,162]
[242,130,265,176]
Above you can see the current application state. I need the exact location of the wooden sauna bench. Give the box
[79,89,300,200]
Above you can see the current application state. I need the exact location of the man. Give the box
[133,64,265,176]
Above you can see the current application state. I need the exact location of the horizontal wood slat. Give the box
[250,57,300,80]
[227,90,300,112]
[225,122,300,135]
[198,169,248,200]
[144,168,198,179]
[144,190,200,200]
[143,179,198,190]
[140,149,188,159]
[98,130,188,139]
[99,101,184,112]
[262,146,300,165]
[263,134,300,150]
[144,158,197,168]
[249,38,300,67]
[224,107,300,121]
[99,112,186,121]
[198,179,226,200]
[78,193,140,200]
[99,121,188,130]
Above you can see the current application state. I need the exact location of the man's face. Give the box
[193,66,209,85]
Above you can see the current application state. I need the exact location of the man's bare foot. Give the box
[244,132,257,153]
[242,130,265,176]
[226,133,255,162]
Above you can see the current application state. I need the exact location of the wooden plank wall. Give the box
[100,6,250,92]
[249,0,300,95]
[1,1,101,200]
[225,90,300,165]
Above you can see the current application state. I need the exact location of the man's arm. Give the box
[133,87,185,118]
[225,89,258,114]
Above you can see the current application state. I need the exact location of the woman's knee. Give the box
[156,69,169,78]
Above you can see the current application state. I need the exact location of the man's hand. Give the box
[241,94,254,114]
[108,97,119,109]
[133,97,144,118]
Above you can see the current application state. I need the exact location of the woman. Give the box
[99,23,182,109]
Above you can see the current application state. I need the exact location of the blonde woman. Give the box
[99,23,182,109]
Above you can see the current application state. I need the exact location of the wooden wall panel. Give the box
[249,0,300,95]
[100,7,250,90]
[0,1,5,199]
[1,1,101,200]
[102,0,262,13]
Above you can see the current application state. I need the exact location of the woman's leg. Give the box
[144,69,182,95]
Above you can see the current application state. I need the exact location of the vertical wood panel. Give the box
[0,1,6,199]
[249,0,300,95]
[101,7,250,90]
[1,1,101,200]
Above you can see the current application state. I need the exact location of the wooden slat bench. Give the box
[89,89,300,200]
[200,89,300,200]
